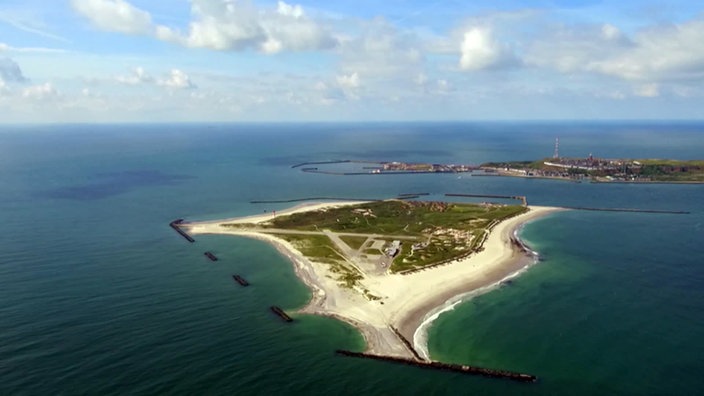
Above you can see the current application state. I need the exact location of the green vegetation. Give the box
[222,200,527,276]
[260,200,526,273]
[265,200,526,236]
[277,234,362,288]
[339,235,368,250]
[481,160,546,169]
[481,158,704,182]
[637,159,704,182]
[278,234,342,264]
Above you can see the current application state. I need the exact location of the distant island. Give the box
[185,200,560,360]
[292,157,704,183]
[480,156,704,183]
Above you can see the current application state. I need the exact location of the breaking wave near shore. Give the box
[413,227,541,361]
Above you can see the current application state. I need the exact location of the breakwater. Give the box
[250,197,380,204]
[562,206,689,214]
[291,160,384,169]
[292,160,352,168]
[270,306,293,322]
[301,169,466,176]
[233,275,249,286]
[169,219,195,242]
[204,251,218,261]
[390,326,424,361]
[445,193,527,206]
[335,350,537,383]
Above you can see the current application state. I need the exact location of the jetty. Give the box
[169,219,195,243]
[270,306,293,322]
[233,275,249,286]
[335,350,536,383]
[204,251,218,261]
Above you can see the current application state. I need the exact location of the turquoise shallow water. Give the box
[0,122,703,395]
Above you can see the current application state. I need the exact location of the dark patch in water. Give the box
[38,170,195,200]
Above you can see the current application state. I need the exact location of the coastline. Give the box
[186,203,564,360]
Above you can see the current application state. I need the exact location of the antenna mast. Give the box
[553,137,560,159]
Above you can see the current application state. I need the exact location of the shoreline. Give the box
[185,202,564,359]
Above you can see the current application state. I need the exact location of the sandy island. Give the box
[186,202,563,360]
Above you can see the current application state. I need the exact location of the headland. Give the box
[185,200,562,359]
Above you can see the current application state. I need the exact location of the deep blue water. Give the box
[0,122,703,395]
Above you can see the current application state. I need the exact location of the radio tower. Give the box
[553,137,560,159]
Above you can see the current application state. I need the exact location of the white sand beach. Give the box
[186,202,563,359]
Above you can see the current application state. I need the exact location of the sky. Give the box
[0,0,703,123]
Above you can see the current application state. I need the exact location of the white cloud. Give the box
[525,23,632,73]
[22,82,58,100]
[116,67,153,85]
[336,72,360,89]
[338,18,423,78]
[526,17,704,84]
[276,1,303,18]
[634,83,659,98]
[588,18,704,82]
[156,0,336,53]
[0,58,28,83]
[0,42,67,54]
[158,69,196,89]
[600,24,621,40]
[436,79,452,93]
[414,73,428,86]
[459,27,516,71]
[71,0,153,35]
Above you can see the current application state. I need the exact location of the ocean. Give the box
[0,122,703,395]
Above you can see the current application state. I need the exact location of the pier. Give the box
[233,275,249,286]
[169,219,195,242]
[335,350,537,383]
[270,306,293,322]
[204,251,218,261]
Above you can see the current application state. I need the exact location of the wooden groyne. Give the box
[445,193,527,206]
[233,275,249,286]
[204,251,218,261]
[270,306,293,322]
[169,219,195,243]
[390,326,425,361]
[562,206,689,215]
[335,350,537,383]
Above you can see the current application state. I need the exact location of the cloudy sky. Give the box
[1,0,703,123]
